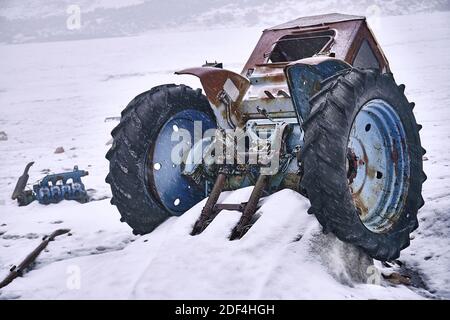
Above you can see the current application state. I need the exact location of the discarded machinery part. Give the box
[16,190,35,206]
[175,67,250,128]
[230,174,270,240]
[33,166,89,204]
[191,171,227,235]
[382,272,411,286]
[0,229,71,289]
[11,162,35,204]
[105,14,424,262]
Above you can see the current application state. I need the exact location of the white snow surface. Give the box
[0,11,449,299]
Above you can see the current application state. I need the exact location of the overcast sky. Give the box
[1,0,449,43]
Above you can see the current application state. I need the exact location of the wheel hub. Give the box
[347,99,410,233]
[148,109,216,216]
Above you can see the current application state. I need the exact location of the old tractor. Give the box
[106,13,425,261]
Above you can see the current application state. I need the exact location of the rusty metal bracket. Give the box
[0,228,70,289]
[229,174,270,240]
[175,67,250,128]
[191,171,228,235]
[191,168,269,237]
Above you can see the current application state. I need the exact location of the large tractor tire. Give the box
[106,84,216,235]
[301,68,426,261]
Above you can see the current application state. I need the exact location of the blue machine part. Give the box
[61,184,72,199]
[149,109,216,216]
[37,187,51,204]
[285,57,351,123]
[348,99,410,233]
[33,166,89,204]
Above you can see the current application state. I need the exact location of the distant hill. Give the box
[1,0,449,43]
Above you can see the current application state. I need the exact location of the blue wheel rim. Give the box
[348,99,410,233]
[149,109,216,216]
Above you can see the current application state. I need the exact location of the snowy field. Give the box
[0,11,449,299]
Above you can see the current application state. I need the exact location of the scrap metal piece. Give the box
[0,229,71,289]
[382,272,411,286]
[11,162,35,206]
[229,174,270,240]
[11,161,34,200]
[33,166,89,204]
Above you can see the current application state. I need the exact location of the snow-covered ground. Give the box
[0,11,449,299]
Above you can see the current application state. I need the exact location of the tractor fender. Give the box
[175,67,250,128]
[284,57,351,123]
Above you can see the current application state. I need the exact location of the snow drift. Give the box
[0,188,421,299]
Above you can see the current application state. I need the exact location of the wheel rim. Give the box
[148,109,216,216]
[347,99,410,233]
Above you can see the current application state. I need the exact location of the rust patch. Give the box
[242,19,389,77]
[352,191,369,217]
[391,139,399,176]
[367,166,377,179]
[176,67,249,106]
[347,148,358,184]
[391,140,399,163]
[176,67,250,127]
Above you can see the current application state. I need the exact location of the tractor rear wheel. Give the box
[106,84,216,234]
[301,69,425,261]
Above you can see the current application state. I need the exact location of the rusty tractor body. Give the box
[178,13,389,129]
[106,14,425,261]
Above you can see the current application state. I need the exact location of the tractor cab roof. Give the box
[266,13,365,31]
[242,13,389,75]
